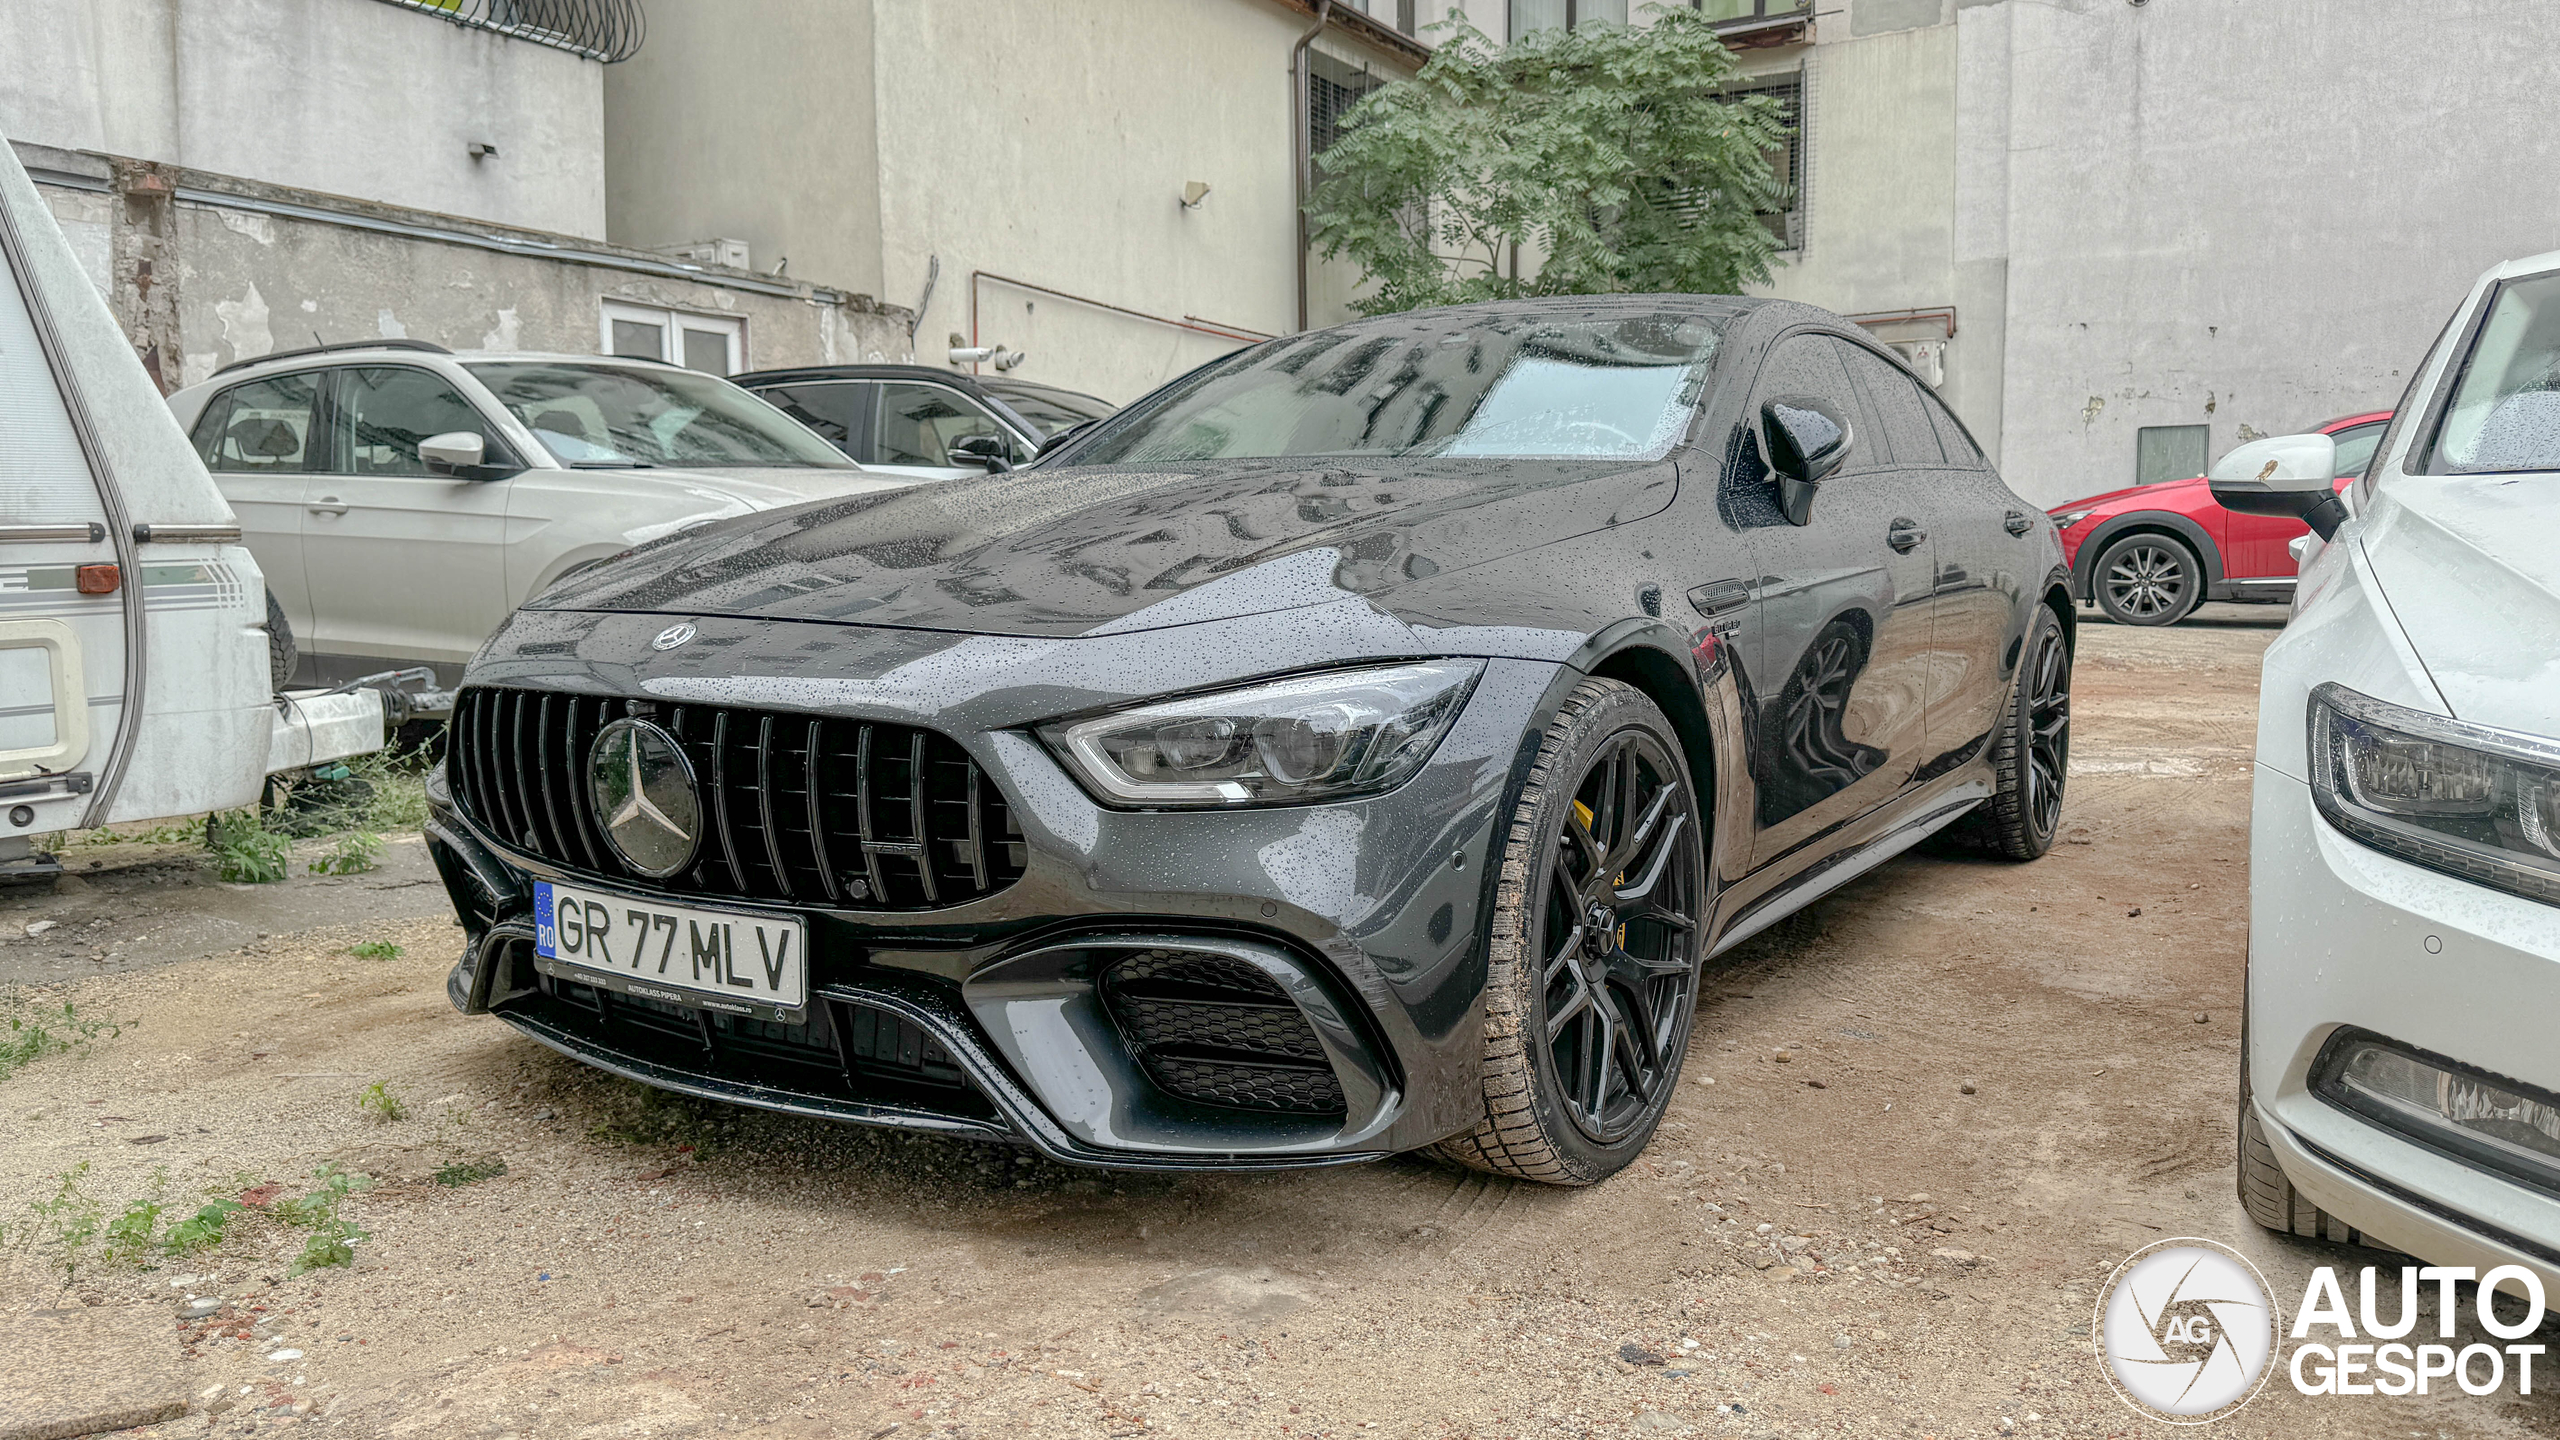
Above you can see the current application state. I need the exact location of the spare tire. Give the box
[264,589,297,694]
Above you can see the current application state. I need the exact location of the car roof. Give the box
[172,348,692,405]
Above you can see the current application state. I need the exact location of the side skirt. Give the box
[1706,789,1986,958]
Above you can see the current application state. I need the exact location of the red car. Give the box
[2049,410,2390,625]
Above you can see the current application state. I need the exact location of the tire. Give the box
[264,589,297,694]
[2237,1057,2373,1246]
[1951,605,2071,860]
[1436,678,1708,1186]
[2092,532,2203,626]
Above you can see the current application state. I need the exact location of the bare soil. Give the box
[4,604,2556,1440]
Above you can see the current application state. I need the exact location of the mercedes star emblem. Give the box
[588,718,700,877]
[652,621,698,651]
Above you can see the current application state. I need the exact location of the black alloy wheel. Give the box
[2023,616,2071,840]
[2094,534,2200,626]
[1952,604,2073,861]
[1439,678,1707,1184]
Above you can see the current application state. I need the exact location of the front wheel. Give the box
[2092,533,2202,626]
[1437,678,1707,1186]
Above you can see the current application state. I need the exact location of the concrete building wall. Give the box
[1978,0,2560,507]
[0,0,607,238]
[606,0,1423,406]
[22,144,909,397]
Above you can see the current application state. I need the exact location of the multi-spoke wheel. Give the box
[2092,533,2201,626]
[1438,678,1706,1185]
[1953,604,2072,860]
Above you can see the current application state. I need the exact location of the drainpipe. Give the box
[1290,0,1334,334]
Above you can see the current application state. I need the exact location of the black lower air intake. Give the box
[1098,948,1345,1117]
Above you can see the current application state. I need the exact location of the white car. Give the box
[166,344,911,695]
[2234,250,2560,1293]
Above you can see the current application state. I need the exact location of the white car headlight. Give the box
[1041,661,1484,808]
[2309,682,2560,907]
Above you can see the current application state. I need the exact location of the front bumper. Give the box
[2246,763,2560,1288]
[431,616,1568,1170]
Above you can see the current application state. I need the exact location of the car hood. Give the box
[2362,476,2560,734]
[2052,478,2197,513]
[531,457,1678,639]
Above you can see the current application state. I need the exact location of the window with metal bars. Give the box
[1309,50,1384,170]
[1723,74,1803,251]
[446,687,1027,911]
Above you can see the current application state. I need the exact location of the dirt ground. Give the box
[4,604,2555,1440]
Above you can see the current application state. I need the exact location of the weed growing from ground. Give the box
[208,811,291,883]
[355,1081,405,1124]
[161,1199,245,1257]
[0,998,122,1082]
[14,1163,103,1287]
[310,829,384,876]
[346,940,404,960]
[275,1164,372,1275]
[432,1157,508,1187]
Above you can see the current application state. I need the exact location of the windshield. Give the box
[467,362,854,469]
[982,382,1115,437]
[2423,269,2560,475]
[1070,308,1725,464]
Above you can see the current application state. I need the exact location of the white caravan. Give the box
[0,135,381,880]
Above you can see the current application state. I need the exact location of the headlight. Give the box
[2051,509,2094,529]
[2309,682,2560,906]
[1041,661,1484,807]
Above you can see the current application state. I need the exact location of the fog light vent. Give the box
[2316,1030,2560,1196]
[1099,948,1344,1118]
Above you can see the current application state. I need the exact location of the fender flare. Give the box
[2071,510,2223,602]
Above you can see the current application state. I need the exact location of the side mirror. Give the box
[2209,433,2347,540]
[948,434,1014,473]
[420,431,487,476]
[1761,395,1853,527]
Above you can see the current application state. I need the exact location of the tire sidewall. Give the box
[1488,681,1705,1179]
[2093,533,2201,626]
[2011,606,2069,855]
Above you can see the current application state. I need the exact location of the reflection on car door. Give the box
[753,379,875,462]
[299,366,514,680]
[1730,333,1938,870]
[189,372,319,651]
[868,381,1027,481]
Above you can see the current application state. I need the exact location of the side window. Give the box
[1920,388,1986,467]
[756,381,871,456]
[1835,344,1946,467]
[199,373,319,473]
[186,390,235,468]
[876,383,1023,466]
[2328,422,2386,479]
[335,367,507,476]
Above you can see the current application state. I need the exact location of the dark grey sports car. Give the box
[428,296,2073,1185]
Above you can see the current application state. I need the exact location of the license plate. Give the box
[533,880,807,1021]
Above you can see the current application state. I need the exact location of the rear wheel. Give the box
[2093,533,2203,626]
[1436,679,1706,1186]
[1952,605,2071,859]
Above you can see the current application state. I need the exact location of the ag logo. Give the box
[2095,1238,2280,1423]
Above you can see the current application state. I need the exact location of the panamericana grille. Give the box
[448,687,1026,911]
[1099,948,1345,1118]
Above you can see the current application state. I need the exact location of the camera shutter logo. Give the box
[2095,1238,2280,1423]
[588,719,700,878]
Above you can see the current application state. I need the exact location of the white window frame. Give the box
[599,301,745,376]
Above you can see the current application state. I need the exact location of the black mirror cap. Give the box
[2211,479,2350,541]
[949,434,1015,472]
[1762,395,1852,526]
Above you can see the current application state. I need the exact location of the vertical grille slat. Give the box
[755,714,795,900]
[906,732,938,906]
[448,685,1022,912]
[803,719,841,904]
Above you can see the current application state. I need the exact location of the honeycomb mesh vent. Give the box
[1098,947,1344,1118]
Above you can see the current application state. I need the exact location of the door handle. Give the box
[1686,578,1750,618]
[307,496,348,517]
[1886,519,1928,553]
[2004,510,2035,537]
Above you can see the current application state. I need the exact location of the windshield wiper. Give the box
[565,458,652,469]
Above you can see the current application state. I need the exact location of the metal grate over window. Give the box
[1309,50,1384,169]
[1722,74,1804,251]
[372,0,647,63]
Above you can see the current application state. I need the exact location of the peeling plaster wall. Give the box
[0,0,607,238]
[1979,0,2560,507]
[26,153,910,394]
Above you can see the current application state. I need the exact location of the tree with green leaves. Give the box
[1307,7,1792,316]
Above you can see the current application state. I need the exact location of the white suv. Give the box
[167,342,907,693]
[2233,251,2560,1294]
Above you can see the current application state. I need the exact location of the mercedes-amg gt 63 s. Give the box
[427,296,2076,1185]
